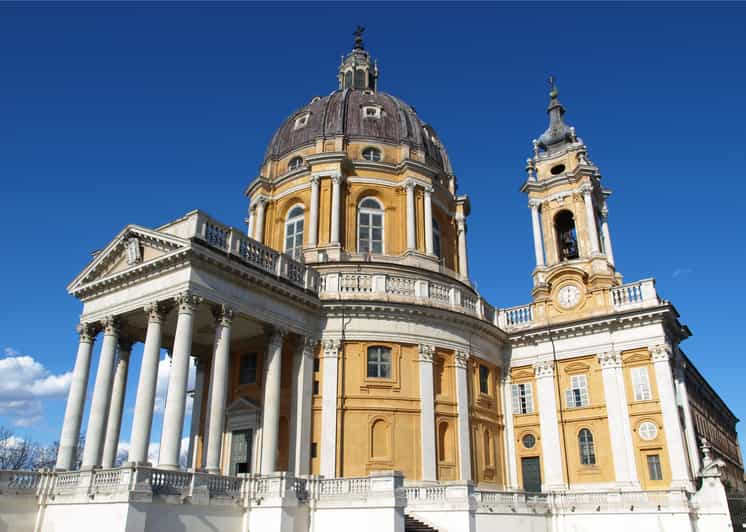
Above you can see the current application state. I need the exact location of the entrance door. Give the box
[521,456,541,492]
[229,429,253,475]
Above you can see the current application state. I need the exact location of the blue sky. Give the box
[1,3,745,457]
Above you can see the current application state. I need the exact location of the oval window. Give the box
[550,164,566,175]
[522,434,536,449]
[638,421,658,441]
[362,147,382,162]
[288,157,303,171]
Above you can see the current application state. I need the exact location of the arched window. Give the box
[362,147,382,162]
[578,428,596,465]
[284,205,304,260]
[358,197,384,254]
[344,70,353,90]
[366,345,391,378]
[433,219,442,258]
[288,156,303,171]
[554,210,579,261]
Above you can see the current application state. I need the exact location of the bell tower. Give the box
[521,79,620,320]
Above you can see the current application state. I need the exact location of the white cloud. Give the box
[0,348,72,426]
[672,267,694,279]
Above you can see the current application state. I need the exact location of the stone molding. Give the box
[533,359,554,379]
[321,338,341,358]
[101,315,120,336]
[455,350,469,368]
[650,343,672,363]
[597,351,622,370]
[418,344,435,363]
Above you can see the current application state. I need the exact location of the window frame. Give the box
[362,146,382,162]
[478,364,490,395]
[366,345,392,379]
[512,382,535,414]
[284,204,305,260]
[631,366,653,401]
[578,428,596,466]
[432,218,442,259]
[287,156,304,171]
[238,353,258,385]
[357,197,385,254]
[647,454,663,481]
[565,374,590,408]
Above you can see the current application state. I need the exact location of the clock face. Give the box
[557,284,581,309]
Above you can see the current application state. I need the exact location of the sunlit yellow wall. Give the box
[468,357,504,486]
[511,366,542,490]
[434,350,459,480]
[622,348,670,489]
[337,341,422,479]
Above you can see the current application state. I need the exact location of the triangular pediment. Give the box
[226,396,262,414]
[68,225,189,294]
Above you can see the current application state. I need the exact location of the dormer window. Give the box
[363,106,381,119]
[294,113,310,130]
[288,157,303,171]
[362,147,382,162]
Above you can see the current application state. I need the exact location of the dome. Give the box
[262,33,453,175]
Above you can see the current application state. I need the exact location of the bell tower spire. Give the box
[521,79,620,321]
[338,26,379,91]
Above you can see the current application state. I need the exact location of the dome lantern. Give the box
[337,26,378,92]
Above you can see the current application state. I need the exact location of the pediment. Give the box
[564,361,591,374]
[226,396,261,414]
[68,225,189,294]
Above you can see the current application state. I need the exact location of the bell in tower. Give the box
[521,78,621,322]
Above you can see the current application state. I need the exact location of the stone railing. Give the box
[188,212,320,294]
[611,278,659,310]
[497,303,535,330]
[0,470,43,493]
[319,270,487,321]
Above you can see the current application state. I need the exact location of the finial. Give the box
[547,75,558,99]
[353,25,365,50]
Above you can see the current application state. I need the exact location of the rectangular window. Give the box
[239,353,258,385]
[565,374,589,408]
[367,346,391,378]
[512,383,534,414]
[311,442,317,459]
[313,380,320,395]
[313,358,320,373]
[647,454,663,480]
[479,365,490,394]
[631,366,652,401]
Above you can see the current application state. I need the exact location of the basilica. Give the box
[0,32,742,532]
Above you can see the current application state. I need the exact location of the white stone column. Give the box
[289,337,317,476]
[205,305,233,474]
[308,175,320,247]
[501,374,519,489]
[404,179,416,251]
[255,197,267,243]
[101,340,132,469]
[600,204,615,266]
[534,360,565,490]
[56,323,98,470]
[246,204,256,238]
[128,302,166,464]
[529,200,545,267]
[320,339,340,478]
[456,215,469,278]
[651,344,692,489]
[424,186,434,256]
[418,345,437,481]
[330,174,343,245]
[187,357,206,469]
[598,352,639,488]
[159,292,201,470]
[81,316,120,469]
[454,351,472,481]
[582,186,600,255]
[260,328,286,474]
[674,357,702,477]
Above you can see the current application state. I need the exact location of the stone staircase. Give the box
[405,514,439,532]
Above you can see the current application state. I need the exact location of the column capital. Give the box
[267,327,287,349]
[455,214,467,232]
[597,351,622,369]
[423,184,434,195]
[600,203,609,219]
[212,304,234,326]
[330,173,345,185]
[401,177,417,191]
[144,301,168,323]
[301,337,320,358]
[580,183,594,196]
[101,315,120,336]
[253,194,269,207]
[322,338,341,357]
[528,198,542,209]
[650,343,672,363]
[533,359,554,379]
[455,350,469,368]
[418,344,435,363]
[76,322,98,343]
[310,174,321,185]
[175,291,202,313]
